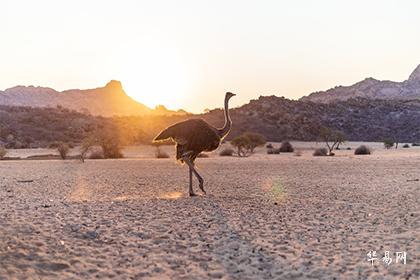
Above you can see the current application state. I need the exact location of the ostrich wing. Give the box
[153,119,220,149]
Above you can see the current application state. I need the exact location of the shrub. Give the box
[99,137,123,158]
[266,143,273,149]
[88,149,105,159]
[412,143,420,147]
[279,141,294,153]
[383,138,394,149]
[346,147,352,150]
[267,148,280,154]
[48,141,60,149]
[57,142,70,159]
[355,145,371,155]
[313,148,328,156]
[0,146,7,159]
[155,147,170,158]
[403,144,410,148]
[219,148,234,156]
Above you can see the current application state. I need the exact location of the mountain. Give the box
[300,64,420,103]
[0,80,185,117]
[200,96,420,142]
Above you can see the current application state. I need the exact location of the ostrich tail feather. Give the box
[153,127,173,142]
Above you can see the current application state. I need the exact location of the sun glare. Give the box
[120,49,190,111]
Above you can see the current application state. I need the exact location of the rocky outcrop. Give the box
[301,64,420,103]
[0,81,184,117]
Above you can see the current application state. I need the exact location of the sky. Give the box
[2,0,420,113]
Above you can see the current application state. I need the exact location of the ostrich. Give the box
[153,92,236,196]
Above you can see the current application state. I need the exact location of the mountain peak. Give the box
[105,80,123,91]
[408,64,420,82]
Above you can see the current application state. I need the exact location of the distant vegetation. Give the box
[266,141,294,154]
[155,146,170,159]
[383,138,394,149]
[313,148,328,156]
[0,105,185,149]
[355,145,371,155]
[0,146,6,159]
[1,95,420,149]
[231,132,266,157]
[219,148,234,156]
[319,127,345,156]
[279,141,294,153]
[57,142,70,159]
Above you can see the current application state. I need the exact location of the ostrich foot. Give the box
[198,180,206,195]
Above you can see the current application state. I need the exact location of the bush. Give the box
[383,138,394,149]
[355,145,371,155]
[57,142,70,159]
[313,148,328,156]
[155,147,170,158]
[346,147,352,150]
[412,143,420,147]
[219,148,234,156]
[99,137,123,158]
[279,141,294,153]
[88,149,105,159]
[403,144,410,148]
[267,148,280,154]
[48,141,60,149]
[0,146,7,159]
[266,143,273,149]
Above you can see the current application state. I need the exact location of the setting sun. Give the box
[118,46,191,110]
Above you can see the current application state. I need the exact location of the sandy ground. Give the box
[0,145,419,279]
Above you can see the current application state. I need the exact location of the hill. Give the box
[301,64,420,103]
[209,96,420,142]
[0,80,185,117]
[1,95,420,149]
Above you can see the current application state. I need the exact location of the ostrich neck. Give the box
[218,97,232,139]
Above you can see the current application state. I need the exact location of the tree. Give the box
[383,138,394,149]
[57,142,70,159]
[231,132,266,157]
[80,134,97,162]
[231,135,252,157]
[242,132,267,153]
[319,127,346,156]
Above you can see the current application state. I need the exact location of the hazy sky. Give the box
[2,0,420,112]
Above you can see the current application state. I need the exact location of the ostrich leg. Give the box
[183,155,206,195]
[188,166,195,196]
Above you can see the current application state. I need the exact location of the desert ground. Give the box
[0,143,419,279]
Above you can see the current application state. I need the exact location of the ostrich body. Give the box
[153,92,235,196]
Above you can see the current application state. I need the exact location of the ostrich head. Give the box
[225,92,236,100]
